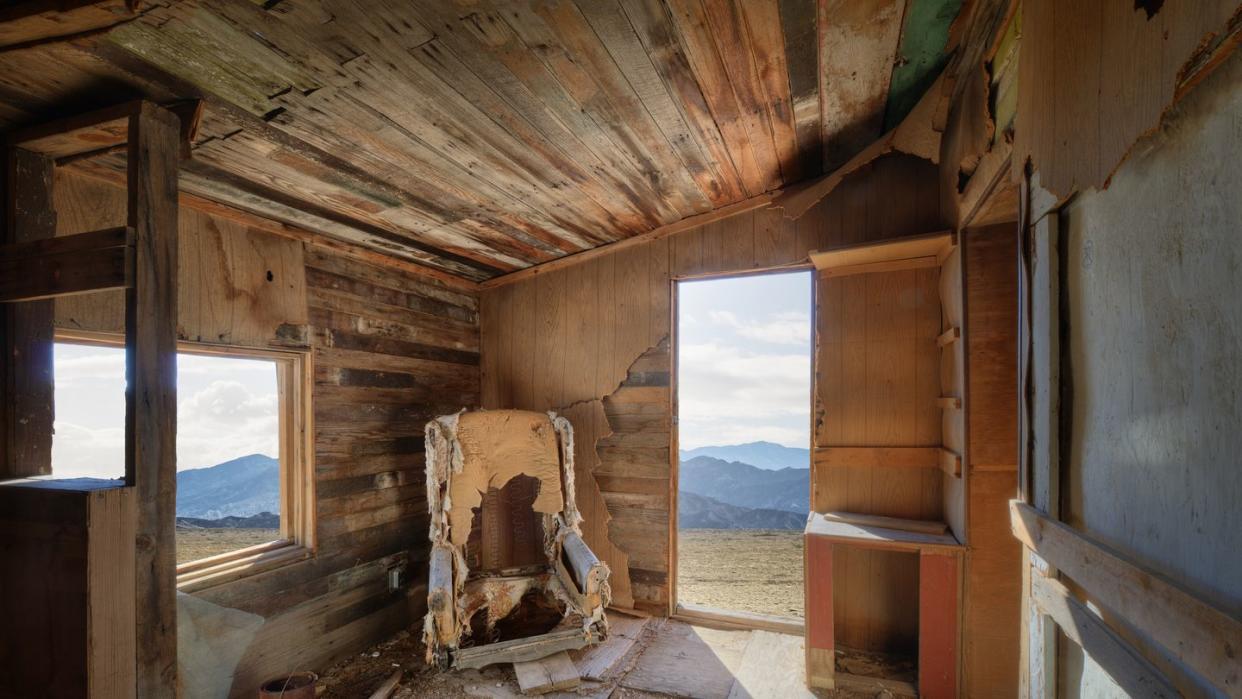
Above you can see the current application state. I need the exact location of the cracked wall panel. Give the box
[1016,0,1241,199]
[558,400,635,610]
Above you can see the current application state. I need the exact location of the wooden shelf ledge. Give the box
[937,396,962,409]
[810,231,955,277]
[814,446,940,469]
[0,226,133,303]
[805,512,962,553]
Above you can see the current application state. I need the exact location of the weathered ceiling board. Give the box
[1015,0,1242,199]
[817,0,906,170]
[0,0,967,283]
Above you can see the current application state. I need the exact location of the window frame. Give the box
[54,329,316,590]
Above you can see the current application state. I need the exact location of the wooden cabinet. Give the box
[0,479,135,698]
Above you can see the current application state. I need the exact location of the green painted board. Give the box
[883,0,963,130]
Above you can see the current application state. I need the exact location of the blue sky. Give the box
[52,344,279,479]
[677,271,813,450]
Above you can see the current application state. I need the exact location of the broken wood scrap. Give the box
[366,669,402,699]
[572,613,649,680]
[513,651,581,695]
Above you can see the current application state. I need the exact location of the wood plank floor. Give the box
[317,612,914,698]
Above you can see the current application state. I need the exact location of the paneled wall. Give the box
[481,154,943,614]
[52,171,479,696]
[814,265,943,652]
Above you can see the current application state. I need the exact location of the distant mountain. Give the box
[176,512,279,530]
[679,455,808,514]
[678,491,805,530]
[177,454,279,520]
[679,441,809,471]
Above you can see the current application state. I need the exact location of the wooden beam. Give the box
[1031,575,1177,697]
[1010,501,1242,694]
[814,445,940,469]
[2,147,56,478]
[479,192,777,289]
[127,102,180,697]
[809,230,953,270]
[0,227,133,302]
[11,101,137,160]
[0,0,135,50]
[817,254,939,278]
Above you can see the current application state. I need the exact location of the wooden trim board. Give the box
[673,603,804,635]
[480,192,778,289]
[810,230,954,271]
[1010,500,1242,694]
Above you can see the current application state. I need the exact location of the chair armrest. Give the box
[562,532,608,599]
[427,545,456,644]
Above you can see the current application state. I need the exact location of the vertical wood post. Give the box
[918,551,960,699]
[2,147,56,478]
[804,534,835,689]
[127,102,180,696]
[1022,206,1060,698]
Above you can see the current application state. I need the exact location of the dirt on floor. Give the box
[175,528,280,564]
[676,528,803,618]
[316,617,670,699]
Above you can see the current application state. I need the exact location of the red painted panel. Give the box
[919,552,960,699]
[805,535,835,651]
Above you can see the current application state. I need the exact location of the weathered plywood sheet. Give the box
[1054,45,1242,698]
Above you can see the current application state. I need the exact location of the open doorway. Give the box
[674,270,813,622]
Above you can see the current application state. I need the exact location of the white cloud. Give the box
[51,346,280,477]
[677,342,811,450]
[708,309,811,346]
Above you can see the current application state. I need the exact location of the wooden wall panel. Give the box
[961,224,1021,696]
[53,171,308,346]
[1014,0,1239,199]
[813,264,942,653]
[48,172,479,695]
[481,154,943,614]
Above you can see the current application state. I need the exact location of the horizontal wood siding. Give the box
[51,172,479,696]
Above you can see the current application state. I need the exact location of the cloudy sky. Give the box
[677,271,812,451]
[52,343,280,479]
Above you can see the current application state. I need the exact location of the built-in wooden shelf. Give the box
[937,396,962,409]
[937,326,960,346]
[818,510,948,536]
[805,513,962,553]
[810,231,955,277]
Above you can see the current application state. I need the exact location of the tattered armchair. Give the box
[422,409,611,670]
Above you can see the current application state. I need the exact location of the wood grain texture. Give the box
[1014,0,1240,199]
[960,224,1020,697]
[127,103,180,697]
[0,0,965,281]
[2,147,55,478]
[482,154,942,615]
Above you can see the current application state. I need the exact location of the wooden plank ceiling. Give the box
[0,0,962,282]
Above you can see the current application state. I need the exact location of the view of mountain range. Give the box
[677,442,809,530]
[176,453,279,521]
[176,442,809,532]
